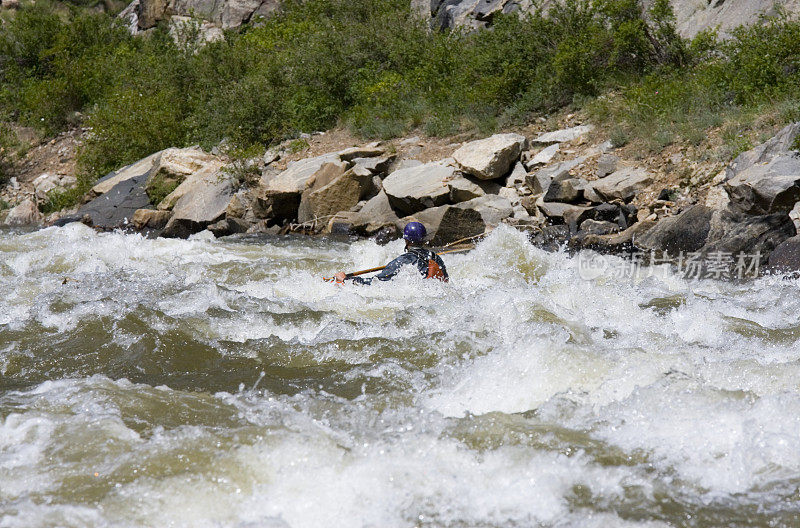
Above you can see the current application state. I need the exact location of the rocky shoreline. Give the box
[3,121,800,275]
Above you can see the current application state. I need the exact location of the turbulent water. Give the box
[1,224,800,527]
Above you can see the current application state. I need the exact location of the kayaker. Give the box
[333,222,449,284]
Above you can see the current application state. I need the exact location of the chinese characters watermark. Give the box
[577,250,761,281]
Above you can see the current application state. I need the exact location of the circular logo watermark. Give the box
[577,250,610,280]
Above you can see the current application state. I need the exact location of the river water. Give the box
[1,223,800,527]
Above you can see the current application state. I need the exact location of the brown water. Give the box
[1,223,800,527]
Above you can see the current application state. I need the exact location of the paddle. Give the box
[322,247,474,282]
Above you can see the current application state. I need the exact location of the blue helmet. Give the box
[403,222,427,243]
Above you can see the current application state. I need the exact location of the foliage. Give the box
[39,174,95,213]
[2,0,800,208]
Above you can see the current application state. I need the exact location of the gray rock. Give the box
[382,162,455,214]
[725,122,800,180]
[525,157,585,195]
[2,199,42,226]
[454,194,513,227]
[161,171,235,238]
[791,202,800,232]
[579,219,620,236]
[530,225,571,251]
[544,178,586,204]
[351,155,395,175]
[636,205,714,254]
[448,175,501,203]
[767,235,800,273]
[266,153,342,194]
[79,171,153,229]
[527,144,559,167]
[452,133,526,180]
[337,145,385,162]
[590,167,652,202]
[252,190,301,223]
[596,154,619,178]
[532,125,593,145]
[91,151,162,196]
[299,169,372,225]
[403,205,486,247]
[351,190,401,235]
[506,162,527,186]
[724,155,800,214]
[208,217,250,237]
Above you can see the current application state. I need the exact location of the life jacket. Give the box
[410,247,449,282]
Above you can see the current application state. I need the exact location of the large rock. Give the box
[296,161,350,222]
[543,177,588,204]
[454,194,513,227]
[724,155,800,215]
[725,122,800,179]
[150,147,223,210]
[525,157,585,195]
[78,171,153,229]
[132,209,172,230]
[266,153,342,194]
[448,175,501,202]
[527,144,559,167]
[350,190,401,235]
[131,0,280,30]
[299,169,372,224]
[637,205,796,265]
[161,170,235,238]
[252,189,301,223]
[91,151,162,196]
[403,205,486,247]
[2,199,42,226]
[452,133,525,180]
[589,167,652,202]
[382,162,455,214]
[636,205,714,254]
[767,236,800,273]
[532,125,593,145]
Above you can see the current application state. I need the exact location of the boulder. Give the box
[252,190,301,223]
[208,217,250,237]
[532,125,593,145]
[351,155,395,175]
[525,157,585,195]
[403,205,486,247]
[296,161,350,222]
[265,153,341,194]
[637,205,795,265]
[452,133,526,180]
[351,190,401,235]
[91,151,162,196]
[527,144,559,167]
[32,173,61,201]
[448,175,501,203]
[382,162,455,214]
[573,218,658,252]
[579,219,620,236]
[723,155,800,214]
[506,162,527,187]
[767,236,800,273]
[636,205,714,254]
[536,196,591,227]
[337,145,384,162]
[149,147,223,210]
[596,154,619,178]
[543,178,587,204]
[2,199,42,226]
[78,171,152,229]
[530,225,571,251]
[299,169,372,224]
[161,171,235,238]
[589,167,652,202]
[455,194,513,227]
[725,122,800,180]
[132,209,172,230]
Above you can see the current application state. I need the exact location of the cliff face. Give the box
[120,0,800,37]
[414,0,800,37]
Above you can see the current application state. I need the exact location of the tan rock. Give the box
[453,133,526,180]
[2,199,42,226]
[132,209,172,230]
[91,151,162,196]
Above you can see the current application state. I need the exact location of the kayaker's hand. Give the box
[333,272,347,283]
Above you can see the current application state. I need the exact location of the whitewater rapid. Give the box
[1,224,799,527]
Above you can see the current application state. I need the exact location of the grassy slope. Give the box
[1,0,799,211]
